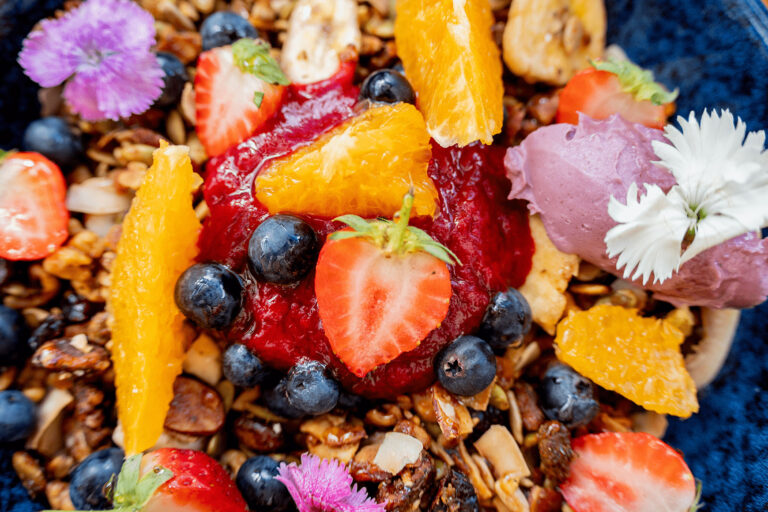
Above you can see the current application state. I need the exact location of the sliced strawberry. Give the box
[560,432,697,512]
[195,41,287,157]
[0,152,68,260]
[315,193,455,378]
[557,63,675,129]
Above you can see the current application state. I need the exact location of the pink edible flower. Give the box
[276,453,385,512]
[18,0,164,121]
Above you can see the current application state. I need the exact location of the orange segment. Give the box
[110,142,201,455]
[555,304,698,418]
[395,0,503,147]
[255,103,436,219]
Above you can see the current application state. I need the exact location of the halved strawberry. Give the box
[560,432,697,512]
[315,192,456,378]
[557,60,678,129]
[0,152,68,260]
[195,39,288,157]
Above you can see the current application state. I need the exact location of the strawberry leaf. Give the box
[591,59,678,105]
[232,38,290,86]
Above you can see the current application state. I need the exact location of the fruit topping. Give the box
[0,151,69,261]
[262,378,304,419]
[434,335,496,396]
[284,360,340,416]
[222,344,267,388]
[430,468,479,512]
[555,304,698,417]
[478,288,532,351]
[539,364,599,428]
[315,193,455,378]
[200,11,259,52]
[111,142,201,455]
[236,455,293,512]
[155,52,189,108]
[69,447,125,510]
[254,103,436,219]
[0,390,36,443]
[247,215,320,285]
[194,39,288,157]
[359,69,416,105]
[557,60,678,129]
[560,432,697,512]
[21,116,82,168]
[395,0,503,147]
[175,262,244,329]
[0,304,23,359]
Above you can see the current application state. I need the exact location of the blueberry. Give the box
[284,360,339,416]
[0,391,35,442]
[540,364,599,428]
[262,379,303,419]
[174,263,243,329]
[247,215,319,285]
[22,117,82,167]
[0,305,23,359]
[69,448,124,510]
[478,288,532,351]
[62,292,99,323]
[236,455,292,512]
[154,52,189,108]
[223,344,266,387]
[359,69,416,105]
[435,335,496,396]
[200,11,258,52]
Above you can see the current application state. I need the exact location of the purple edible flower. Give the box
[276,453,385,512]
[18,0,164,121]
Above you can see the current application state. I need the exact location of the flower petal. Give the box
[17,17,80,87]
[62,68,105,121]
[605,183,692,284]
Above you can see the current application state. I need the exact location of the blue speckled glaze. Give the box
[2,1,768,511]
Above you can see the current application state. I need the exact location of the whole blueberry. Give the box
[223,344,266,387]
[540,364,599,428]
[478,288,532,351]
[284,360,339,416]
[435,335,496,396]
[236,455,292,512]
[154,52,189,107]
[262,379,303,419]
[0,305,23,359]
[247,215,319,285]
[175,263,243,329]
[22,117,82,167]
[200,11,258,51]
[359,69,416,105]
[0,391,35,442]
[69,448,124,510]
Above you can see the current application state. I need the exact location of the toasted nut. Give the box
[13,452,46,496]
[459,379,495,412]
[32,339,110,373]
[365,403,402,427]
[569,283,611,296]
[432,385,473,442]
[220,449,248,478]
[475,425,530,480]
[514,382,545,432]
[182,333,222,386]
[301,414,366,447]
[394,419,431,449]
[180,82,196,125]
[665,306,696,337]
[164,376,225,436]
[530,485,563,512]
[350,444,390,482]
[507,390,524,444]
[234,415,285,452]
[3,265,60,309]
[23,387,46,402]
[375,452,436,509]
[192,0,214,13]
[411,390,437,422]
[457,441,493,501]
[45,481,75,510]
[0,367,17,391]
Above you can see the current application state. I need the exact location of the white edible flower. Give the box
[605,109,768,284]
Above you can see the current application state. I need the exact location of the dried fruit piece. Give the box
[395,0,503,147]
[255,103,436,219]
[555,304,698,417]
[111,142,201,455]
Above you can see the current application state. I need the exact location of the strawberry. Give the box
[315,191,457,378]
[195,38,288,157]
[557,60,678,129]
[0,152,68,260]
[560,432,698,512]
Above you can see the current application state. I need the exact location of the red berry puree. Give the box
[199,61,535,398]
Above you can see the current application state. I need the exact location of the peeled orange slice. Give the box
[111,142,201,455]
[395,0,504,147]
[255,103,437,218]
[555,304,698,417]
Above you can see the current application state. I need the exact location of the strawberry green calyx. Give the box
[232,38,290,86]
[688,480,704,512]
[330,190,460,265]
[44,454,173,512]
[591,59,678,105]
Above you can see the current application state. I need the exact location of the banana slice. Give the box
[281,0,361,84]
[503,0,606,85]
[685,308,740,389]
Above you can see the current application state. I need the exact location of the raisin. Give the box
[429,468,479,512]
[514,381,545,431]
[537,420,573,485]
[62,293,101,323]
[233,415,285,452]
[377,452,435,511]
[468,405,506,443]
[27,313,65,350]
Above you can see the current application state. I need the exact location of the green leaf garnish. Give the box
[0,149,13,163]
[253,91,264,107]
[689,479,704,512]
[330,190,460,266]
[591,59,679,105]
[232,38,290,86]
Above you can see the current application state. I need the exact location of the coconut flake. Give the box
[373,432,423,475]
[685,308,740,388]
[66,177,132,214]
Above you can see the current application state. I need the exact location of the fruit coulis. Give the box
[199,59,535,398]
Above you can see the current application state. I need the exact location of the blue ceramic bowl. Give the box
[2,1,768,510]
